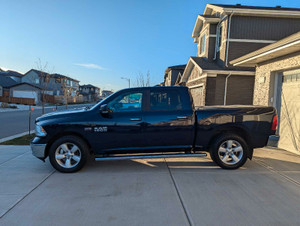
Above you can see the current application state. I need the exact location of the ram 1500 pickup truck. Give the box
[31,87,278,173]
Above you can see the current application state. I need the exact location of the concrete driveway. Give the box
[0,145,299,226]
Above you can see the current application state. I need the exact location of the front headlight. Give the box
[35,124,47,137]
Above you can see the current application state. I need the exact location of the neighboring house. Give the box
[164,65,186,86]
[102,90,113,97]
[0,75,17,97]
[180,3,300,106]
[79,84,100,102]
[8,83,44,104]
[231,31,300,154]
[0,69,23,83]
[22,69,79,97]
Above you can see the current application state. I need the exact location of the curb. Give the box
[0,130,35,143]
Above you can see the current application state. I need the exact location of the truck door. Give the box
[143,88,194,149]
[92,90,146,152]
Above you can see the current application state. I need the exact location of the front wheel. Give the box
[209,134,248,169]
[49,135,89,173]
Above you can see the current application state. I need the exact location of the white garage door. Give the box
[13,90,38,102]
[278,72,300,154]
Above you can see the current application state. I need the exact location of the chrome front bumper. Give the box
[31,143,47,159]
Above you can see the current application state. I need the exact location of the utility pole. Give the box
[121,77,131,88]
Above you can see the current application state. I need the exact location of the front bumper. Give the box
[31,143,47,159]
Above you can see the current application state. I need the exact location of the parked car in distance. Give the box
[31,87,277,173]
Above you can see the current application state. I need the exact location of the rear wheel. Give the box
[209,134,248,169]
[49,136,89,173]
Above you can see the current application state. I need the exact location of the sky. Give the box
[1,0,300,91]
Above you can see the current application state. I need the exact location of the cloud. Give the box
[74,63,107,70]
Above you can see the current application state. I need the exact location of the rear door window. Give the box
[150,90,182,111]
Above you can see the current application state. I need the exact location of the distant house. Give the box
[164,65,186,86]
[0,69,23,83]
[180,3,300,106]
[102,90,113,97]
[0,75,17,97]
[8,83,45,104]
[22,69,79,97]
[79,84,100,102]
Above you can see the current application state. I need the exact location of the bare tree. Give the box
[135,71,151,87]
[34,58,55,114]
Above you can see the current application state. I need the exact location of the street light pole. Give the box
[121,77,130,88]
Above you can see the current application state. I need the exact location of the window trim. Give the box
[199,33,206,56]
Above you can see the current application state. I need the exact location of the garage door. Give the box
[13,90,38,103]
[278,72,300,154]
[190,86,204,106]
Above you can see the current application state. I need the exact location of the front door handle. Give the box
[130,117,142,121]
[177,116,188,119]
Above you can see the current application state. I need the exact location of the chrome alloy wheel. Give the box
[55,143,81,168]
[218,140,243,165]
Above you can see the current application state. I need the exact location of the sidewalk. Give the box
[0,145,299,226]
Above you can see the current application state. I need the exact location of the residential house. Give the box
[231,31,300,154]
[79,84,100,102]
[102,90,113,97]
[164,65,186,86]
[180,4,300,106]
[22,69,79,97]
[0,69,23,83]
[0,75,17,97]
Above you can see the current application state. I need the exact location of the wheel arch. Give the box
[45,131,92,158]
[207,126,254,159]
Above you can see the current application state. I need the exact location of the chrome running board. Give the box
[95,153,207,161]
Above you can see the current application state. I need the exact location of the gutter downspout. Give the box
[225,12,234,67]
[224,73,232,105]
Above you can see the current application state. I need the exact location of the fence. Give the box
[0,96,35,105]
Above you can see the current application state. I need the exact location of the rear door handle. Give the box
[130,117,142,121]
[177,116,188,119]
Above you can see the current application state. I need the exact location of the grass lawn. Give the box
[0,134,35,145]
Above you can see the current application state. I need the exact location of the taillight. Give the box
[271,115,278,131]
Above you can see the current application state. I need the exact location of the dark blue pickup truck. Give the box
[31,86,277,173]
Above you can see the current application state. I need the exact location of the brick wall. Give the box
[253,52,300,106]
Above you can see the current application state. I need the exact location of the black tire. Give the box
[209,133,248,169]
[49,135,89,173]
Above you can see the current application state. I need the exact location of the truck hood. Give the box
[36,108,88,123]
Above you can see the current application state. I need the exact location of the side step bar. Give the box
[95,153,207,161]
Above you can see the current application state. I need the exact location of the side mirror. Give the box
[100,104,109,114]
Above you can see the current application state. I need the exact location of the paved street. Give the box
[0,104,95,139]
[0,146,299,226]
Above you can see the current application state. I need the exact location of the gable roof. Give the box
[204,4,300,17]
[24,69,79,82]
[0,70,23,78]
[180,57,255,84]
[165,64,186,73]
[51,73,79,82]
[7,82,48,90]
[79,84,99,89]
[191,57,254,71]
[231,31,300,67]
[0,75,18,87]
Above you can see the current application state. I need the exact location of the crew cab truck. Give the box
[31,87,278,173]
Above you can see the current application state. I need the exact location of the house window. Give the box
[217,24,223,50]
[35,78,39,84]
[199,34,206,54]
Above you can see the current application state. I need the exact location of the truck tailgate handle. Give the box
[130,117,142,121]
[177,116,188,119]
